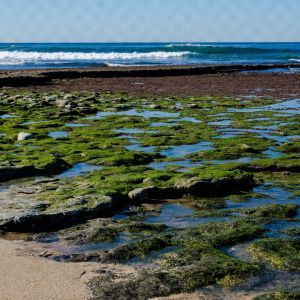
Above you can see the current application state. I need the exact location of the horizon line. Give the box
[0,41,300,44]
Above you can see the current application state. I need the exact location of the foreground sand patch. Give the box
[0,239,96,300]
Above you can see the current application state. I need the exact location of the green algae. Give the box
[282,227,300,237]
[189,136,273,160]
[247,238,300,271]
[173,220,264,248]
[278,141,300,154]
[240,155,300,172]
[236,204,298,219]
[1,91,300,299]
[254,291,300,300]
[90,220,263,299]
[86,218,264,298]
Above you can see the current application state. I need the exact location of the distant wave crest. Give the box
[166,43,214,48]
[165,44,288,54]
[0,50,191,64]
[289,58,300,62]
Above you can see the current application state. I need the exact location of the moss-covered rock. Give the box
[237,204,298,219]
[240,155,300,173]
[283,227,300,237]
[253,291,300,300]
[247,238,300,271]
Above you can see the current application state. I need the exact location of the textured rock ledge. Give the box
[0,175,255,232]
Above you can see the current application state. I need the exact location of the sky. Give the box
[0,0,299,42]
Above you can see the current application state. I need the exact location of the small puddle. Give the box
[229,99,300,116]
[36,233,133,255]
[159,142,213,158]
[225,186,300,210]
[150,122,177,128]
[56,163,102,179]
[146,203,229,229]
[209,120,232,127]
[22,120,48,125]
[115,128,145,134]
[149,160,203,171]
[149,157,255,172]
[0,114,17,119]
[48,131,68,139]
[263,147,283,159]
[264,221,300,238]
[87,109,180,120]
[257,133,300,144]
[214,128,300,144]
[65,123,90,127]
[125,144,156,153]
[177,117,201,123]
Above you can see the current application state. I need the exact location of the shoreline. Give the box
[1,62,300,79]
[0,63,299,99]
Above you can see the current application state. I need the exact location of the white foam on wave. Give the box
[166,43,215,48]
[105,63,148,67]
[289,58,300,62]
[0,50,191,64]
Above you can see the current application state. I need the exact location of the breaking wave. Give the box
[0,50,192,64]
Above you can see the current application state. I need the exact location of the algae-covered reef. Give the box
[0,91,299,299]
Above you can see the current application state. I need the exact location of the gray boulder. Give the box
[17,132,33,141]
[128,187,159,202]
[55,99,69,108]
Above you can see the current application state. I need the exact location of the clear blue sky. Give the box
[0,0,299,42]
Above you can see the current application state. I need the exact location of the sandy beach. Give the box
[0,238,95,300]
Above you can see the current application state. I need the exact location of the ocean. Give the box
[0,42,300,70]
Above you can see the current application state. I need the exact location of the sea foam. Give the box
[0,50,191,64]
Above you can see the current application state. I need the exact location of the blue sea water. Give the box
[0,42,300,69]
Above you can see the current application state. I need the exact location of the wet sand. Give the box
[0,239,96,300]
[0,64,300,98]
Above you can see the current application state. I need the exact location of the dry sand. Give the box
[0,239,97,300]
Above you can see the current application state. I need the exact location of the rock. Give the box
[174,175,254,196]
[55,99,69,108]
[63,93,76,100]
[174,177,209,191]
[186,104,199,109]
[0,166,36,182]
[241,144,252,150]
[17,132,33,141]
[112,104,131,111]
[128,187,159,202]
[0,194,119,232]
[143,178,153,184]
[0,188,118,232]
[44,95,58,102]
[0,158,70,182]
[149,104,161,109]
